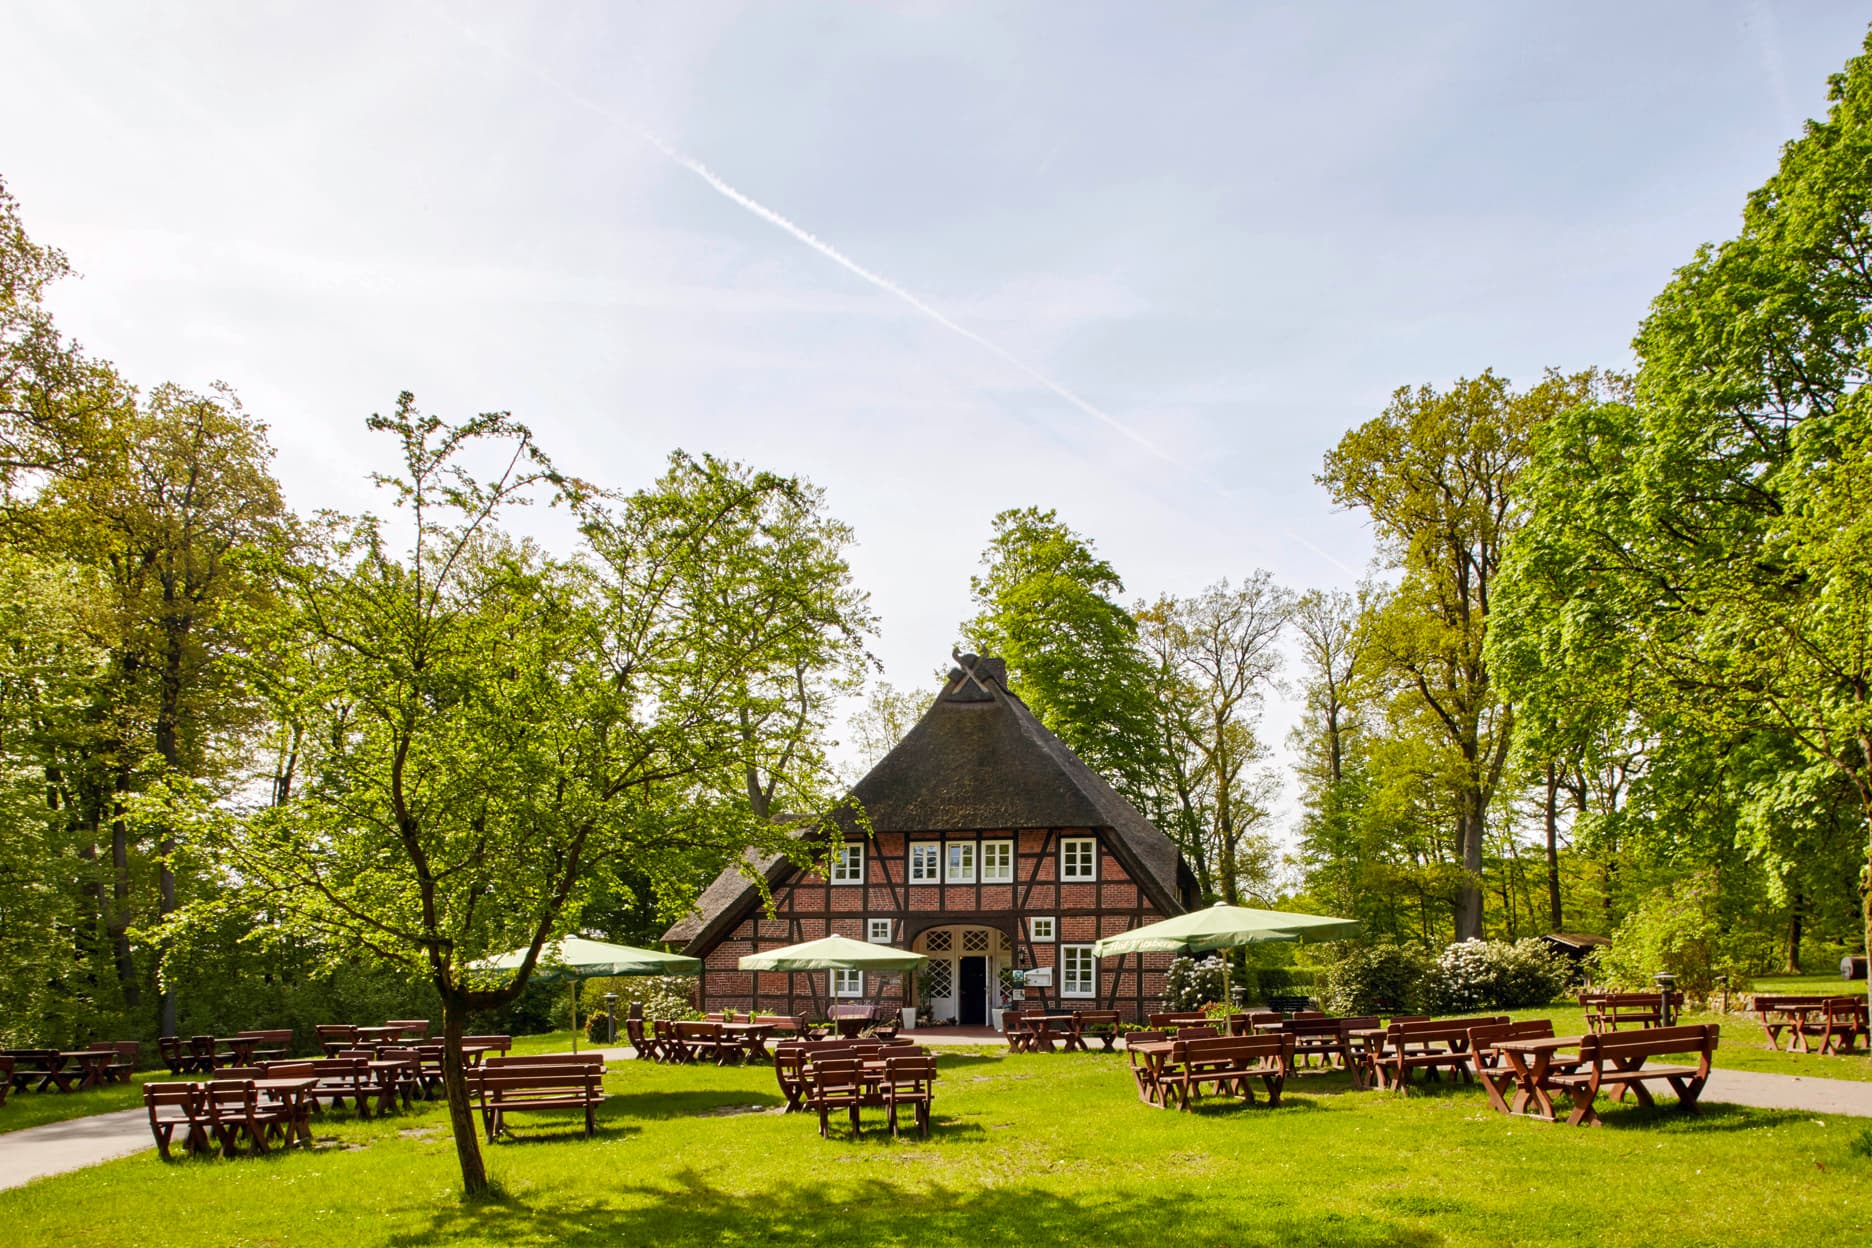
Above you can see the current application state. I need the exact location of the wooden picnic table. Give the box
[1126,1040,1180,1106]
[250,1077,319,1147]
[10,1050,117,1094]
[355,1026,406,1045]
[1491,1034,1588,1120]
[721,1022,774,1062]
[1020,1014,1082,1053]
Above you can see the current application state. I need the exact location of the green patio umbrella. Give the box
[1091,902,1360,958]
[473,936,701,1051]
[1093,907,1357,1020]
[739,935,926,1028]
[737,934,926,973]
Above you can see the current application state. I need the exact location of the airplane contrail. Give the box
[632,131,1183,468]
[422,4,1182,469]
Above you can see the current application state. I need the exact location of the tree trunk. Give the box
[1454,791,1484,941]
[109,777,140,1008]
[441,995,491,1197]
[1544,764,1562,933]
[1784,888,1803,975]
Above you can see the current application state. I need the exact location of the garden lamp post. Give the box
[1654,972,1677,1025]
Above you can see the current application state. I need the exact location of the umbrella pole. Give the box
[571,980,578,1054]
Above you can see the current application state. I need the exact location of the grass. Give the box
[2,1046,1869,1247]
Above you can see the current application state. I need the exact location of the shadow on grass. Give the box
[603,1090,785,1121]
[388,1167,1444,1248]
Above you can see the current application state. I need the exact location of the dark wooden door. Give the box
[959,956,987,1025]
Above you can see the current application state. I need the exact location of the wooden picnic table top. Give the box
[1492,1034,1588,1054]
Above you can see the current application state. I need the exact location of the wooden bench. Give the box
[315,1024,360,1056]
[474,1055,606,1141]
[1548,1023,1718,1126]
[1468,1019,1578,1114]
[1162,1035,1293,1111]
[1579,991,1681,1032]
[1074,1010,1123,1051]
[1753,995,1868,1053]
[1366,1015,1507,1091]
[1813,996,1869,1054]
[879,1054,937,1137]
[1275,1015,1374,1073]
[1124,1030,1172,1104]
[235,1030,294,1061]
[201,1079,296,1156]
[144,1082,211,1159]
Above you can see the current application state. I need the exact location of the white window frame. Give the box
[1060,836,1097,882]
[1061,944,1096,998]
[830,842,864,885]
[981,839,1014,883]
[945,839,976,884]
[1029,916,1056,943]
[832,968,864,997]
[866,918,893,944]
[909,842,940,883]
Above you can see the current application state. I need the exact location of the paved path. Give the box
[0,1108,150,1193]
[1702,1068,1872,1116]
[4,1059,1869,1194]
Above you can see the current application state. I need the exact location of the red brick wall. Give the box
[692,826,1182,1019]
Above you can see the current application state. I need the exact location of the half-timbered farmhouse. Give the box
[665,655,1198,1024]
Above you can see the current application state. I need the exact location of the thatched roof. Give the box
[665,655,1192,951]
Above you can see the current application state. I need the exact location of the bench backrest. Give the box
[462,1034,513,1053]
[1580,1023,1719,1064]
[1467,1019,1556,1052]
[238,1029,294,1044]
[144,1081,199,1111]
[1751,995,1828,1011]
[1148,1011,1209,1028]
[385,1020,430,1037]
[810,1057,863,1092]
[264,1061,316,1079]
[1278,1017,1346,1038]
[1181,1035,1290,1065]
[1384,1015,1507,1046]
[1075,1010,1122,1026]
[483,1053,601,1070]
[881,1054,935,1090]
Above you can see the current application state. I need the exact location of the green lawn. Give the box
[3,1048,1868,1247]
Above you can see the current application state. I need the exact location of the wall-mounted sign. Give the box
[1022,967,1052,988]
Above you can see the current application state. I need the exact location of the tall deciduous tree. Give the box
[220,397,845,1195]
[962,507,1164,806]
[1496,31,1872,991]
[1135,575,1291,903]
[1321,368,1610,939]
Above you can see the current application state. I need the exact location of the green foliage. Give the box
[1318,943,1434,1015]
[1319,369,1616,940]
[1590,873,1761,1003]
[963,507,1165,807]
[1426,939,1571,1012]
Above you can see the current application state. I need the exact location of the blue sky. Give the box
[3,1,1867,811]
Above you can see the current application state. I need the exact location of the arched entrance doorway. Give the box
[911,924,1011,1027]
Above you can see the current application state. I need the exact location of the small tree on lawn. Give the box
[218,396,840,1196]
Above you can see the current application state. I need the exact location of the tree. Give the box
[845,679,926,779]
[629,452,875,823]
[962,507,1164,807]
[1135,575,1291,903]
[1320,369,1611,939]
[217,397,841,1195]
[1494,31,1872,991]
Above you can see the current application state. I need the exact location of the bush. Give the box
[585,1011,615,1042]
[1427,939,1571,1012]
[1162,955,1230,1011]
[1591,873,1757,1004]
[1319,944,1434,1015]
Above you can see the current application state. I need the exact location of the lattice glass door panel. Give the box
[924,930,952,952]
[925,960,953,1000]
[961,929,991,953]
